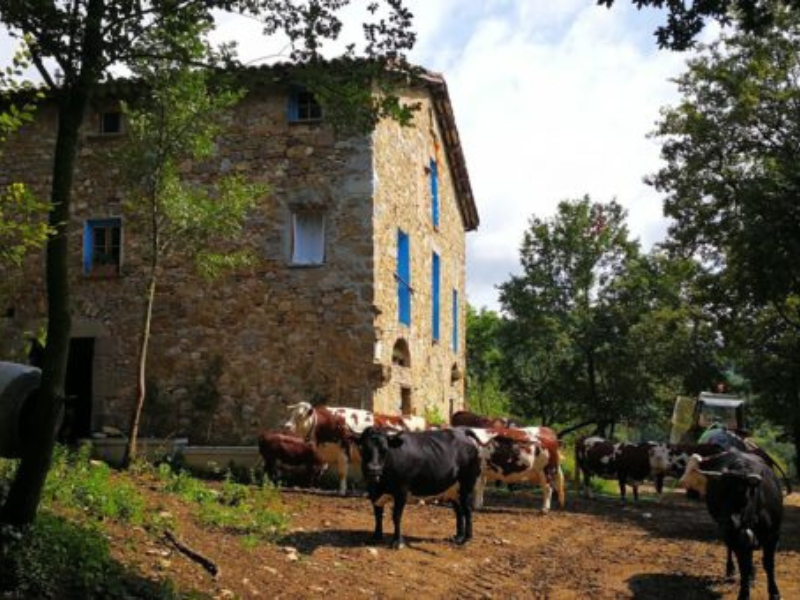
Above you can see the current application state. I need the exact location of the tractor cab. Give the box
[670,392,745,444]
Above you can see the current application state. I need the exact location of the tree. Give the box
[0,43,50,292]
[498,197,640,430]
[0,0,415,525]
[598,0,800,50]
[465,305,511,418]
[650,9,800,468]
[120,19,265,466]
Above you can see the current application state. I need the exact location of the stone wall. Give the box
[0,76,470,441]
[371,89,467,421]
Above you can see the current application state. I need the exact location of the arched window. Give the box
[392,338,411,368]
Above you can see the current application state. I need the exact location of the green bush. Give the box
[43,444,145,524]
[156,466,288,540]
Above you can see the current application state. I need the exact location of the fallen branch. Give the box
[163,530,219,577]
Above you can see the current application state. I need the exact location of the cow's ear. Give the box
[388,434,404,448]
[305,406,314,418]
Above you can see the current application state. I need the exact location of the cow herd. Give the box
[259,405,789,600]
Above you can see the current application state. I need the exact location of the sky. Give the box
[1,2,720,312]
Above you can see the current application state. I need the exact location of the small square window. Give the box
[288,88,322,123]
[291,212,325,265]
[83,218,122,276]
[100,111,122,135]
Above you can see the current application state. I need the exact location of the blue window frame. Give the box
[397,230,411,326]
[288,87,322,123]
[83,218,121,275]
[452,289,459,352]
[432,252,440,341]
[430,159,439,228]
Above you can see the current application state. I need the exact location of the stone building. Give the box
[0,67,479,444]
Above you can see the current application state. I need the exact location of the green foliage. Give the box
[0,41,50,271]
[155,465,287,540]
[42,445,145,524]
[651,9,800,473]
[423,404,446,426]
[465,305,511,417]
[598,0,797,50]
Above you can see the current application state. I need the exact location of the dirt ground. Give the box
[109,481,800,599]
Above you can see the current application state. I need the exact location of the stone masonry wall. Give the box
[371,89,467,421]
[1,80,380,444]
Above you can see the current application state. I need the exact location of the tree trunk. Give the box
[0,95,86,525]
[123,271,157,467]
[794,415,800,483]
[0,0,105,526]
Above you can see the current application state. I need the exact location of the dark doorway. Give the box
[62,337,95,443]
[401,387,412,415]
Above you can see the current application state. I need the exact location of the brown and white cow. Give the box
[283,402,426,494]
[257,431,327,487]
[470,426,565,513]
[450,410,522,429]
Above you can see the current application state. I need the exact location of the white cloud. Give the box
[404,2,693,311]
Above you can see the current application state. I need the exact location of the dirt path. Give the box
[117,486,800,599]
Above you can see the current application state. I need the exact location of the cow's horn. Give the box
[698,469,723,479]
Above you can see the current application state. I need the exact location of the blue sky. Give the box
[2,2,721,311]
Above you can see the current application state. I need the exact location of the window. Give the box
[100,111,122,135]
[432,252,440,342]
[452,289,459,351]
[291,211,325,265]
[397,229,411,326]
[429,159,439,228]
[288,88,322,123]
[83,218,121,275]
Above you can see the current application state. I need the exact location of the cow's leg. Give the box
[618,476,627,502]
[458,486,474,544]
[632,482,639,503]
[583,470,593,498]
[540,477,552,513]
[371,503,384,542]
[763,539,780,600]
[556,466,566,508]
[726,546,736,580]
[655,473,664,495]
[734,546,754,600]
[451,500,465,543]
[390,493,408,549]
[337,449,349,496]
[473,475,486,510]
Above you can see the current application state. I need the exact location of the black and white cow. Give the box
[680,449,783,600]
[357,426,482,549]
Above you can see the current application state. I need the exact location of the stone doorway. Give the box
[62,337,95,442]
[400,387,412,415]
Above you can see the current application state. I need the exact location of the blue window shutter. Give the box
[430,159,439,228]
[452,289,458,351]
[83,221,93,274]
[397,230,411,325]
[432,252,440,341]
[287,89,299,122]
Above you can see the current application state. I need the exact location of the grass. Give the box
[0,444,291,598]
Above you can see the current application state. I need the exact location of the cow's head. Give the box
[284,402,316,438]
[679,453,763,498]
[358,427,403,484]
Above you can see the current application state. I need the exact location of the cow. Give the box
[358,426,482,549]
[471,426,565,512]
[575,436,680,501]
[283,402,426,494]
[680,450,783,600]
[450,410,522,429]
[257,432,327,487]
